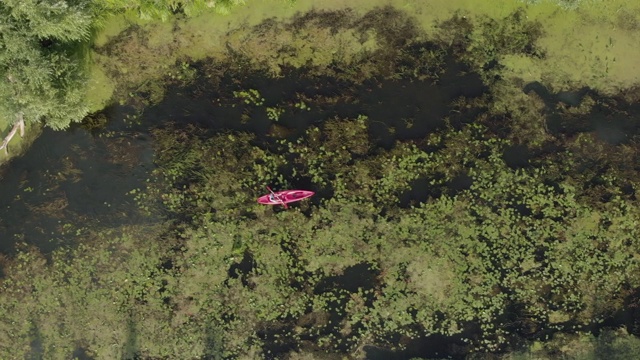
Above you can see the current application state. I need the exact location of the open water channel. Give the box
[0,58,486,254]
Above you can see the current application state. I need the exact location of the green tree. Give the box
[0,0,249,131]
[0,0,93,129]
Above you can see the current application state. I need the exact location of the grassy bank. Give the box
[3,0,638,166]
[88,0,640,105]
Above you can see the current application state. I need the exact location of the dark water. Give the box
[524,81,640,144]
[1,60,639,358]
[144,60,485,146]
[0,106,155,253]
[0,59,484,254]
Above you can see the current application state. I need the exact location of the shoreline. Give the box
[89,0,640,106]
[3,0,638,167]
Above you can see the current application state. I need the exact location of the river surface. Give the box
[0,60,489,254]
[0,106,154,254]
[0,63,638,359]
[1,65,637,255]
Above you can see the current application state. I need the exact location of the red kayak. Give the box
[257,189,314,207]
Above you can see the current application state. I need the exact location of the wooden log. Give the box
[0,114,25,155]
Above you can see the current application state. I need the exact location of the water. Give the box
[1,59,638,358]
[524,81,640,144]
[144,59,485,144]
[0,57,485,255]
[0,106,155,253]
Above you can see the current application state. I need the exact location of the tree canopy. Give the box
[0,0,93,129]
[0,0,246,130]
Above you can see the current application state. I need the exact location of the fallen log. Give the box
[0,113,25,156]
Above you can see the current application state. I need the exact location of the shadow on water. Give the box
[0,106,156,254]
[144,57,485,147]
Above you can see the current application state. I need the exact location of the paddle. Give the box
[266,186,288,209]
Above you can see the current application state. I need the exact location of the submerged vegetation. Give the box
[1,0,640,359]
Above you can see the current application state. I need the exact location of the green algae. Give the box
[504,0,640,93]
[85,62,116,113]
[92,13,132,48]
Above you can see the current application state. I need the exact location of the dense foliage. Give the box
[137,117,640,357]
[0,0,93,129]
[0,0,245,130]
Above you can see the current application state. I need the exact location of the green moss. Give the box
[85,62,116,113]
[92,14,132,48]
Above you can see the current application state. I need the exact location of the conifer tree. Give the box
[0,0,93,130]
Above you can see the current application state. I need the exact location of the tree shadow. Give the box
[27,317,43,360]
[203,320,223,360]
[122,315,139,359]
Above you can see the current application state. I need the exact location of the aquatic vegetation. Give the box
[434,8,545,85]
[166,61,197,84]
[120,94,640,356]
[233,89,265,106]
[265,106,285,121]
[2,0,640,359]
[80,113,109,133]
[293,100,310,111]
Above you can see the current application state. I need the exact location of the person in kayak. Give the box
[269,193,279,202]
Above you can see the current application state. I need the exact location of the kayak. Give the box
[257,189,314,206]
